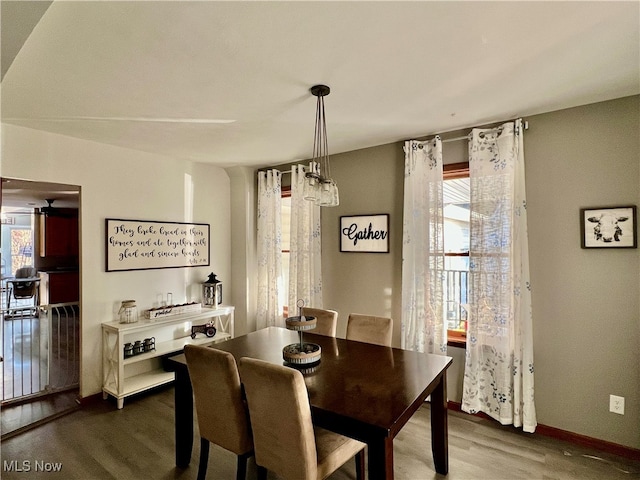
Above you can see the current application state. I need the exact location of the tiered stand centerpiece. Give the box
[282,301,321,366]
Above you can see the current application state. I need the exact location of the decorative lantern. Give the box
[202,273,222,308]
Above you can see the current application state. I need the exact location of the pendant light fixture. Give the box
[304,85,339,207]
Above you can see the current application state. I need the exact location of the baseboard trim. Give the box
[76,392,103,406]
[447,401,640,461]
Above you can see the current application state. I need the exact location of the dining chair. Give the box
[346,313,393,347]
[183,345,253,480]
[238,357,366,480]
[301,307,338,337]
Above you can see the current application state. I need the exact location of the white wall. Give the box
[227,166,258,337]
[1,123,231,397]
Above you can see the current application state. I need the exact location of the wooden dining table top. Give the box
[170,326,452,438]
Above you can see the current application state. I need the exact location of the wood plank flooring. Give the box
[1,385,638,480]
[1,389,80,441]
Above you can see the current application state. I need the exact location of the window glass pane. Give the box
[443,178,469,253]
[443,269,468,331]
[281,252,290,313]
[443,177,470,332]
[10,228,33,275]
[444,256,469,271]
[280,195,291,316]
[281,196,291,252]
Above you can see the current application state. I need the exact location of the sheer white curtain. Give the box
[257,169,283,329]
[401,138,446,354]
[462,119,536,432]
[288,163,322,310]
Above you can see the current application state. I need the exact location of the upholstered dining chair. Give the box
[183,345,253,480]
[238,357,366,480]
[346,313,393,347]
[301,307,338,337]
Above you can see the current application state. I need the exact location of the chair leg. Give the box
[197,438,210,480]
[236,453,250,480]
[355,449,366,480]
[257,465,268,480]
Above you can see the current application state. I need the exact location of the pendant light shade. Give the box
[304,85,339,207]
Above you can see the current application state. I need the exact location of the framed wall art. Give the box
[106,218,210,271]
[580,206,637,249]
[340,214,389,253]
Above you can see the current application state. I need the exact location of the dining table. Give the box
[165,326,453,480]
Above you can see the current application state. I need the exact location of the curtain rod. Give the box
[273,122,530,169]
[442,135,468,144]
[439,120,529,144]
[258,169,292,175]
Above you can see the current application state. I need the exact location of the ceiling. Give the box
[1,178,79,211]
[1,1,639,170]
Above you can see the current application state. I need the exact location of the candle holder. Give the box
[282,300,321,366]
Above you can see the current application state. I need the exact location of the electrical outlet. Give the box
[609,395,625,415]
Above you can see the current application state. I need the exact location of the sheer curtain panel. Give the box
[288,163,323,310]
[401,138,446,354]
[257,169,283,329]
[462,119,536,432]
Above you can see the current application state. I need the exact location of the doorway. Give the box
[0,178,80,438]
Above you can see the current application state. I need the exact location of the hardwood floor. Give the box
[1,385,638,479]
[1,389,80,441]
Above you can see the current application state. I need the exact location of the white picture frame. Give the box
[340,214,389,253]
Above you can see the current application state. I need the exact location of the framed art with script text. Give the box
[340,214,389,253]
[106,218,210,271]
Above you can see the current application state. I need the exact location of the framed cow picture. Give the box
[580,205,637,249]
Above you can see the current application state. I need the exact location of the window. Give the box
[280,187,291,317]
[443,163,469,347]
[1,208,35,276]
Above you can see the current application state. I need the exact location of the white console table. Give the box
[102,305,234,409]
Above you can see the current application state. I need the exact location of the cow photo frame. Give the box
[580,205,637,249]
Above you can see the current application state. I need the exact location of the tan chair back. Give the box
[239,357,318,480]
[184,345,253,456]
[301,307,338,337]
[346,313,393,347]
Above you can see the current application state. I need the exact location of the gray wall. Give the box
[310,95,639,448]
[525,97,639,448]
[322,142,405,340]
